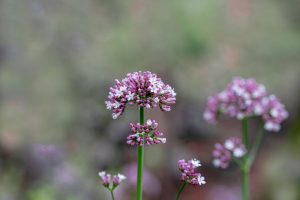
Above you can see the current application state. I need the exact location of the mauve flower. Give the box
[127,119,166,146]
[98,171,126,188]
[112,174,127,187]
[261,95,289,132]
[178,158,206,186]
[203,77,288,132]
[224,137,247,158]
[212,143,232,169]
[106,71,176,119]
[212,137,246,169]
[98,171,111,187]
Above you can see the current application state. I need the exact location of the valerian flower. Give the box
[99,171,126,188]
[203,77,288,132]
[178,158,206,186]
[105,71,176,119]
[212,137,246,169]
[127,119,166,146]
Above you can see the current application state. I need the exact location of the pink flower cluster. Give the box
[178,159,206,186]
[105,71,176,119]
[127,119,166,146]
[212,137,246,169]
[98,171,126,188]
[203,77,288,132]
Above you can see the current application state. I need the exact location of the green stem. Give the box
[110,189,115,200]
[241,168,250,200]
[175,182,187,200]
[242,118,249,149]
[248,128,264,167]
[241,118,250,200]
[137,107,144,200]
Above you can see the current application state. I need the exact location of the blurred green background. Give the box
[0,0,300,199]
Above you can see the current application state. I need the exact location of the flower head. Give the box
[112,174,127,186]
[212,137,246,169]
[98,171,126,189]
[178,158,206,186]
[106,71,176,119]
[98,171,111,187]
[127,119,166,146]
[203,77,288,132]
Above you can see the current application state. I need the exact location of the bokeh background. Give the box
[0,0,300,199]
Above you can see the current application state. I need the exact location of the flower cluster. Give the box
[178,159,206,186]
[203,77,288,132]
[127,119,166,146]
[105,71,176,119]
[98,171,126,189]
[212,137,246,169]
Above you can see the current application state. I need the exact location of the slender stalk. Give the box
[110,189,115,200]
[241,118,250,200]
[248,128,264,167]
[242,118,249,149]
[137,107,144,200]
[175,182,187,200]
[241,168,250,200]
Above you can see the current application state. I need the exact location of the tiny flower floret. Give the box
[178,158,206,186]
[127,119,166,146]
[98,171,111,187]
[98,171,126,189]
[212,137,247,169]
[197,175,206,185]
[203,77,288,132]
[106,71,176,119]
[112,173,127,186]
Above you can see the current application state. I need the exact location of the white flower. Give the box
[98,171,106,178]
[197,175,206,185]
[153,97,160,103]
[270,108,279,118]
[113,102,121,109]
[117,174,126,181]
[158,138,166,143]
[105,101,113,110]
[264,121,280,132]
[146,119,152,126]
[126,92,135,101]
[115,89,123,98]
[233,147,246,158]
[112,112,121,119]
[224,139,234,150]
[150,86,159,93]
[213,159,221,167]
[119,86,127,92]
[254,104,263,115]
[191,158,201,167]
[203,111,214,121]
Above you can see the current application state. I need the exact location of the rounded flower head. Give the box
[178,158,206,186]
[212,137,246,169]
[203,77,288,132]
[106,71,176,119]
[127,119,166,146]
